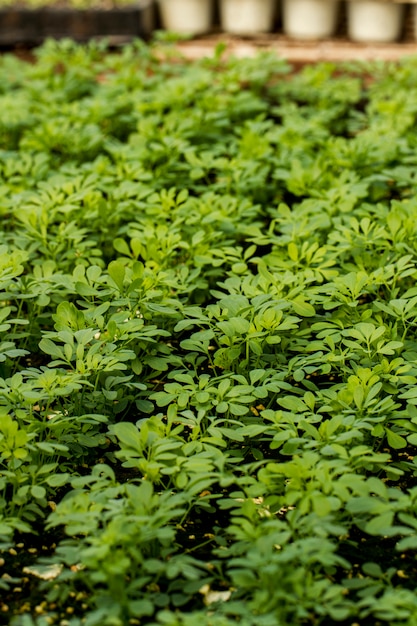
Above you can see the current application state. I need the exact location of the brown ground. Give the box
[177,32,417,63]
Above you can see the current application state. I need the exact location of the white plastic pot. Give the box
[282,0,339,39]
[158,0,212,34]
[347,1,404,43]
[220,0,276,34]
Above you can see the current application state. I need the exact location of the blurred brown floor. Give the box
[177,32,417,63]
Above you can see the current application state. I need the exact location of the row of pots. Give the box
[158,0,412,43]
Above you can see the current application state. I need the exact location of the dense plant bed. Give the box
[3,39,417,625]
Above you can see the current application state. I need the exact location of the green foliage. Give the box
[3,40,417,625]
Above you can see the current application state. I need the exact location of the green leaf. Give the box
[113,238,131,257]
[46,474,71,487]
[385,428,407,449]
[362,562,383,578]
[288,242,298,262]
[108,260,126,292]
[228,403,249,416]
[39,338,65,360]
[365,512,394,535]
[111,422,142,451]
[407,433,417,446]
[292,297,315,317]
[31,485,46,499]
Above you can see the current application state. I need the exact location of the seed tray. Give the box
[0,0,154,45]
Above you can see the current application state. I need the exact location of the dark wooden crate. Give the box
[0,1,154,45]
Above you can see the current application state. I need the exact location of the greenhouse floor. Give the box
[177,33,417,63]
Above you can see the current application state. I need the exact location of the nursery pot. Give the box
[282,0,339,39]
[347,0,404,43]
[158,0,212,34]
[220,0,276,34]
